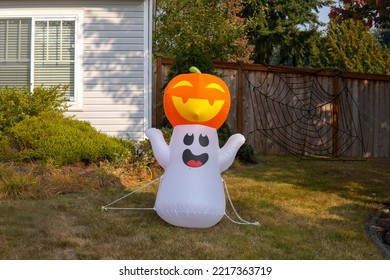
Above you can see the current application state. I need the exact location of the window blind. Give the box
[34,20,75,100]
[0,19,31,88]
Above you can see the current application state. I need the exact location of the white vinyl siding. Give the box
[0,18,31,87]
[81,2,147,139]
[0,0,151,140]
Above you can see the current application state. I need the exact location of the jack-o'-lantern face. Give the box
[163,68,230,129]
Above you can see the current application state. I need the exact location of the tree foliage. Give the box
[329,0,390,47]
[329,0,390,28]
[153,0,252,61]
[242,0,331,66]
[325,19,390,74]
[153,0,390,75]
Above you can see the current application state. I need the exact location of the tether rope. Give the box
[223,179,260,226]
[102,177,258,226]
[101,177,160,212]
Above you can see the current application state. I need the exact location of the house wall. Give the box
[0,0,152,140]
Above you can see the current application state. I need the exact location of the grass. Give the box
[0,155,389,259]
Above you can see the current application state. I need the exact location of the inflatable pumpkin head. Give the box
[164,67,230,129]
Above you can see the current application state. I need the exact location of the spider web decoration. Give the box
[245,67,366,160]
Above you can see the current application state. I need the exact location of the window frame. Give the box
[0,10,83,110]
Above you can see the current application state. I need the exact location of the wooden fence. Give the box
[153,56,390,158]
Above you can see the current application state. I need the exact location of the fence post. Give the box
[154,55,163,128]
[237,62,244,133]
[332,73,340,156]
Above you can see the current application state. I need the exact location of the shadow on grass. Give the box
[229,156,390,206]
[1,156,389,260]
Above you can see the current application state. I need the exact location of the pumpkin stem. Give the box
[189,66,201,74]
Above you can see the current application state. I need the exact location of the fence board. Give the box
[154,57,390,158]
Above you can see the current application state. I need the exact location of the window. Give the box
[34,20,75,101]
[0,19,31,87]
[0,17,78,104]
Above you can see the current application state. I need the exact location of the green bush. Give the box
[0,85,68,136]
[131,128,172,168]
[164,46,217,82]
[6,112,130,166]
[218,122,258,164]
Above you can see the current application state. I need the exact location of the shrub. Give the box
[0,85,68,136]
[164,46,217,82]
[132,127,172,168]
[0,135,17,161]
[6,112,129,166]
[218,122,258,164]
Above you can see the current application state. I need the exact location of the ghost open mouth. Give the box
[182,149,209,168]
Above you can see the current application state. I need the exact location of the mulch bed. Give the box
[369,207,390,259]
[376,210,390,247]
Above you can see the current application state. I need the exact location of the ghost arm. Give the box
[219,133,245,173]
[145,128,170,169]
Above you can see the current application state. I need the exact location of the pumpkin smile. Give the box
[171,96,225,122]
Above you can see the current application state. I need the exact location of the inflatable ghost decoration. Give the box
[146,67,245,228]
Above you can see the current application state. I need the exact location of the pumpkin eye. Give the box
[206,83,225,93]
[199,134,209,147]
[183,133,194,145]
[173,80,193,89]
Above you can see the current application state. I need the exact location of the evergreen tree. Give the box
[326,19,390,74]
[242,0,330,66]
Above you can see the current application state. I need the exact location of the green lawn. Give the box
[0,156,389,259]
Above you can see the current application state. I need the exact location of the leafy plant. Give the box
[164,46,217,85]
[0,85,68,137]
[154,0,251,61]
[132,128,172,168]
[5,112,129,166]
[218,122,257,164]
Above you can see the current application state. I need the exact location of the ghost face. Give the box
[168,125,219,170]
[182,133,210,168]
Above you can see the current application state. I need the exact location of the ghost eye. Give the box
[183,133,194,145]
[199,134,209,147]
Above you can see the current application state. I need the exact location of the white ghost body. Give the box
[146,124,245,228]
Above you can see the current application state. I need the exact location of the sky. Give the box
[318,5,331,24]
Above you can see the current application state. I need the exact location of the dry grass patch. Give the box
[0,156,389,259]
